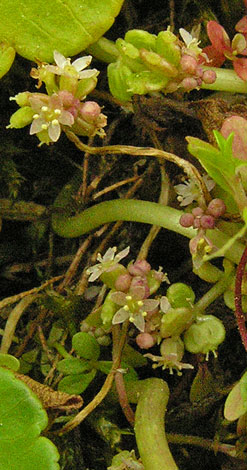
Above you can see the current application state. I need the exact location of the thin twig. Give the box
[167,432,247,461]
[93,175,140,200]
[57,235,93,293]
[65,131,211,207]
[15,307,48,357]
[0,275,63,310]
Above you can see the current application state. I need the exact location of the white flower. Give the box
[145,351,194,375]
[29,93,74,142]
[87,246,130,282]
[111,289,159,332]
[174,175,215,206]
[145,337,194,375]
[45,51,99,80]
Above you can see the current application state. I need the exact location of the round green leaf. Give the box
[72,332,100,360]
[57,357,90,375]
[0,0,124,63]
[58,369,96,394]
[0,367,60,470]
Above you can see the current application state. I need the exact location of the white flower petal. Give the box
[116,246,130,262]
[48,121,61,142]
[59,110,74,126]
[111,291,127,305]
[143,299,159,312]
[203,174,215,192]
[131,285,145,300]
[78,69,99,79]
[87,265,102,282]
[112,308,130,325]
[102,246,117,262]
[133,314,145,332]
[44,64,62,75]
[54,50,69,69]
[30,117,44,135]
[179,28,193,46]
[72,55,92,72]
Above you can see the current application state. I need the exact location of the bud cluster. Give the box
[179,198,226,230]
[7,51,107,145]
[179,198,226,269]
[107,27,216,102]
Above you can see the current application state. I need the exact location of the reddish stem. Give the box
[112,324,135,426]
[235,245,247,351]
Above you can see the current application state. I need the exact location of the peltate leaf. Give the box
[0,367,60,470]
[0,0,124,63]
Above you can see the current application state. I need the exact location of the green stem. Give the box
[202,66,247,93]
[52,196,195,239]
[134,378,178,470]
[195,264,235,313]
[52,177,245,266]
[53,342,71,359]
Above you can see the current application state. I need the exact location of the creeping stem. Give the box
[134,378,178,470]
[51,172,245,266]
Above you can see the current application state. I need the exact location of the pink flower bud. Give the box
[128,259,151,276]
[181,77,198,90]
[200,214,215,229]
[207,198,226,218]
[192,207,204,217]
[136,332,156,349]
[130,276,150,298]
[202,69,216,84]
[115,273,132,291]
[196,66,203,78]
[79,101,101,122]
[180,54,198,74]
[179,213,194,227]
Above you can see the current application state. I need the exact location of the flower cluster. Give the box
[87,247,166,332]
[203,17,247,80]
[7,51,107,145]
[87,246,226,373]
[107,27,216,102]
